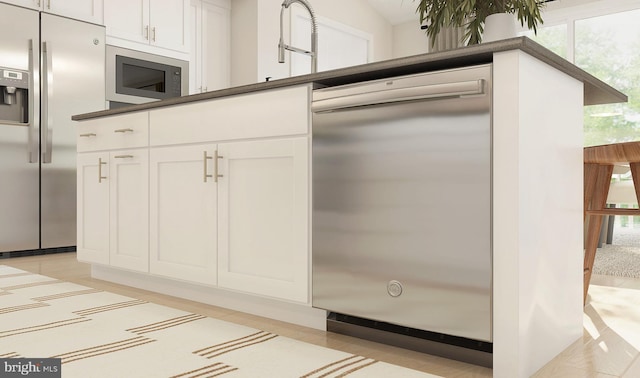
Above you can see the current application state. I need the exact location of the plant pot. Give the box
[482,13,517,43]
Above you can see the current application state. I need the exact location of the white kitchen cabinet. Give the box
[189,0,230,94]
[217,137,309,303]
[104,0,189,53]
[77,112,149,272]
[149,144,218,286]
[77,150,149,271]
[4,0,104,24]
[109,150,149,272]
[77,152,110,265]
[77,112,149,153]
[150,85,311,146]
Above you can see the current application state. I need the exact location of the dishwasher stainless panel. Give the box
[312,65,492,342]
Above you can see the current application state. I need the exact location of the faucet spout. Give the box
[278,0,318,73]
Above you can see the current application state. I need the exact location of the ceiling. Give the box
[366,0,420,25]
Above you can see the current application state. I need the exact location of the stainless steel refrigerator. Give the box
[0,3,105,255]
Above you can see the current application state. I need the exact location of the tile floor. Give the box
[2,252,640,377]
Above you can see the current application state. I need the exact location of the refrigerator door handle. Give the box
[42,41,53,164]
[28,39,39,163]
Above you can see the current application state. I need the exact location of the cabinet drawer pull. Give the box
[80,133,96,137]
[114,128,134,133]
[214,151,223,182]
[114,155,134,159]
[151,27,156,42]
[98,158,107,183]
[145,25,149,40]
[204,151,213,182]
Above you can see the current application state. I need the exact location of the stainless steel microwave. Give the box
[106,45,188,109]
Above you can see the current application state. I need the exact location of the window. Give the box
[522,24,568,59]
[576,9,640,146]
[520,1,640,146]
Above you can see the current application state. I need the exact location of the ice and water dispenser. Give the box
[0,67,29,124]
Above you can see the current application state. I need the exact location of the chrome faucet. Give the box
[278,0,318,73]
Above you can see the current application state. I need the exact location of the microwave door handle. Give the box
[42,41,53,164]
[28,39,39,163]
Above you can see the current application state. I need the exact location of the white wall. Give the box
[392,20,428,58]
[230,0,259,86]
[311,0,392,62]
[545,0,602,11]
[230,0,393,86]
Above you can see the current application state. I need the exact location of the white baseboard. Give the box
[91,265,327,331]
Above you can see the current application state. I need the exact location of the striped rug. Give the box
[0,266,439,378]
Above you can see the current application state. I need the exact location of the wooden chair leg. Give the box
[583,164,614,304]
[584,163,599,222]
[630,162,640,204]
[584,214,604,304]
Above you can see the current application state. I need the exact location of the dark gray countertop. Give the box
[73,37,627,121]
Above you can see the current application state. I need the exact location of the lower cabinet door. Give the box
[217,137,309,303]
[77,152,110,264]
[109,150,149,272]
[149,144,218,285]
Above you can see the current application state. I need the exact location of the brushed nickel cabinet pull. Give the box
[145,25,149,40]
[80,133,96,137]
[98,158,107,183]
[204,151,213,182]
[214,151,223,182]
[114,128,134,133]
[151,27,156,42]
[114,155,134,159]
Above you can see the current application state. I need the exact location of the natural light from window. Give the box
[522,6,640,147]
[576,10,640,146]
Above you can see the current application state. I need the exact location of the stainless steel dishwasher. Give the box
[311,65,493,356]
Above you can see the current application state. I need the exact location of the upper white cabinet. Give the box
[4,0,104,23]
[189,0,230,94]
[104,0,189,54]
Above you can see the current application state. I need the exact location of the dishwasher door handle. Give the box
[312,79,485,113]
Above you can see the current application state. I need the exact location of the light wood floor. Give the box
[2,252,640,377]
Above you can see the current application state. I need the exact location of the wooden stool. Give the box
[584,141,640,304]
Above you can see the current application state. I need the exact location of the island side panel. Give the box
[492,50,584,378]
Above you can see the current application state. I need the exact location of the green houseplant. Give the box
[416,0,546,45]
